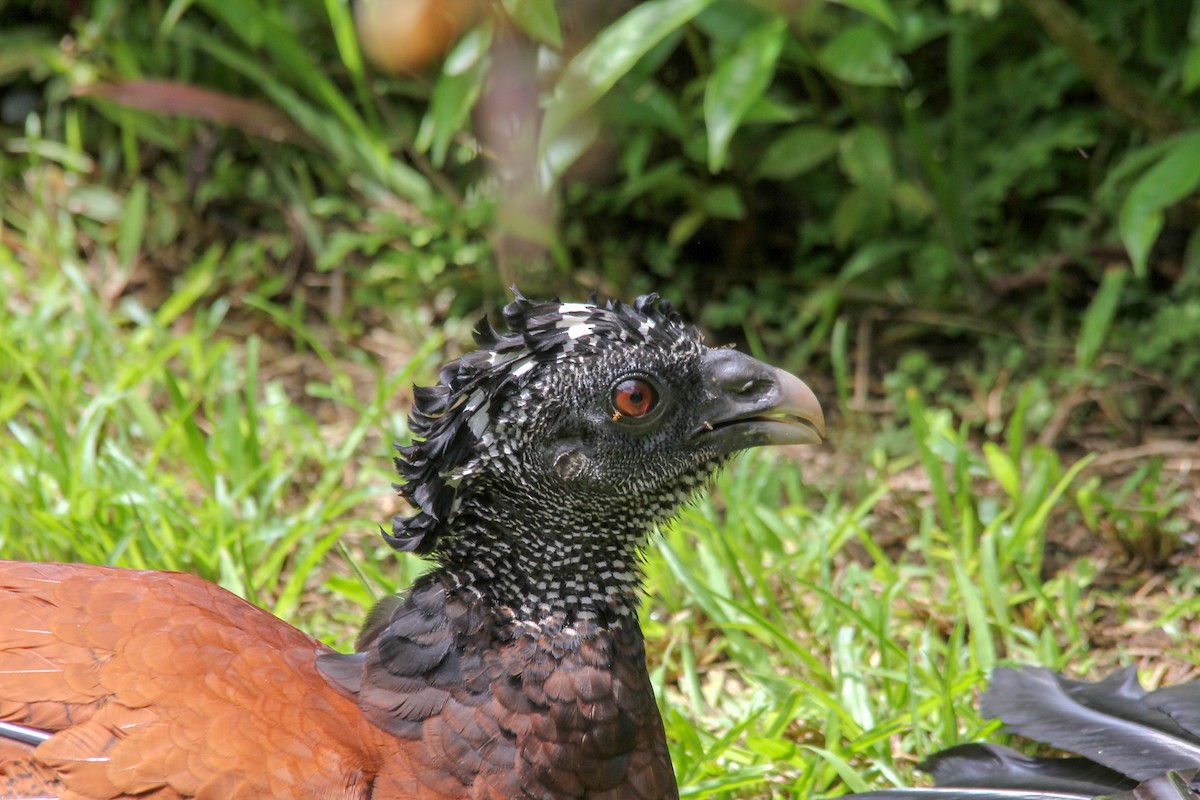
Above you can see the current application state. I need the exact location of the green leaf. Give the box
[982,442,1019,499]
[831,186,890,247]
[819,24,907,87]
[176,24,430,201]
[502,0,562,48]
[416,24,492,167]
[702,184,746,219]
[953,559,995,671]
[704,18,786,173]
[755,125,839,180]
[1184,43,1200,94]
[829,0,899,30]
[1119,131,1200,277]
[668,208,707,248]
[116,180,148,273]
[832,187,869,248]
[839,126,894,189]
[538,112,601,187]
[1076,267,1127,368]
[538,0,715,183]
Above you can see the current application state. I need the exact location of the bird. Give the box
[0,292,826,800]
[852,665,1200,800]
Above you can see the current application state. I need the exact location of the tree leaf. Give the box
[1076,267,1127,369]
[755,125,839,180]
[117,181,148,273]
[1119,131,1200,277]
[703,184,746,219]
[832,186,890,248]
[416,24,491,167]
[538,0,715,184]
[502,0,562,48]
[704,18,786,173]
[819,24,907,87]
[839,126,894,189]
[829,0,899,30]
[538,112,600,187]
[1184,42,1200,94]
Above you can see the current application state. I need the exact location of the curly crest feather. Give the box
[385,291,697,554]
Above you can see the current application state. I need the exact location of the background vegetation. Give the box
[1,0,1198,797]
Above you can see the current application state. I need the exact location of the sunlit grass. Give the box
[647,422,1200,797]
[1,232,1197,800]
[0,247,438,630]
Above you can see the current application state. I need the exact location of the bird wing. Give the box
[0,560,407,800]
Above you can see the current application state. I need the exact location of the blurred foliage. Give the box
[3,4,1199,795]
[2,0,1200,396]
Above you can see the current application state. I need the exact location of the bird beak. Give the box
[693,349,826,454]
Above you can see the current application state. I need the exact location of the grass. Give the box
[1,20,1198,792]
[2,225,1198,799]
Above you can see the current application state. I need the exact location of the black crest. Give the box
[385,291,696,554]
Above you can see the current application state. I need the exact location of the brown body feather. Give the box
[0,561,677,799]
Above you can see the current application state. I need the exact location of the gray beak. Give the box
[693,349,825,454]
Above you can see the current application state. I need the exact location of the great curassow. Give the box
[854,666,1200,800]
[0,293,825,800]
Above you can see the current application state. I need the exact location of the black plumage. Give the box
[854,666,1200,800]
[315,292,826,798]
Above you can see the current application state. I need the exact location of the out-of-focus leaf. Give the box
[65,186,124,222]
[1184,43,1200,94]
[188,0,265,44]
[832,186,889,248]
[839,126,894,189]
[819,24,907,87]
[741,95,804,125]
[668,208,707,248]
[606,82,689,139]
[703,184,746,219]
[756,125,839,180]
[1076,267,1127,368]
[1119,131,1200,277]
[195,1,360,129]
[704,18,786,173]
[117,181,148,273]
[982,442,1020,499]
[324,0,366,77]
[0,27,54,81]
[837,240,913,285]
[891,181,935,218]
[502,0,562,48]
[613,158,693,209]
[74,80,309,144]
[692,1,774,43]
[178,24,430,201]
[830,0,899,30]
[416,24,492,167]
[539,0,715,183]
[538,112,601,187]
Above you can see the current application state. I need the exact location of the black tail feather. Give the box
[981,668,1200,782]
[922,743,1136,795]
[850,667,1200,800]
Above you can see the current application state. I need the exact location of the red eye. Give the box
[612,378,656,419]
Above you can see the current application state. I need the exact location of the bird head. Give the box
[387,292,824,567]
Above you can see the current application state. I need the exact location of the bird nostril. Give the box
[734,378,771,397]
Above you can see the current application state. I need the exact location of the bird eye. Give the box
[612,378,657,419]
